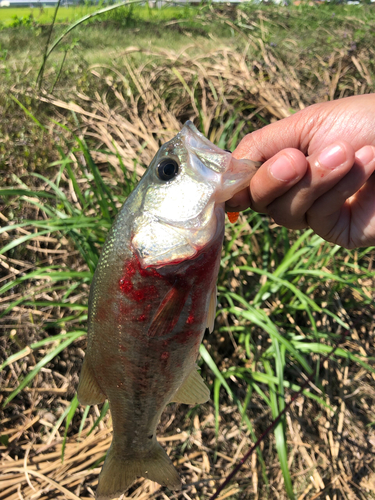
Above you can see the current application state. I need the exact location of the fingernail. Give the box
[317,144,346,169]
[269,155,297,182]
[356,145,375,165]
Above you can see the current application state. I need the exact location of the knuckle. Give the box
[267,204,307,230]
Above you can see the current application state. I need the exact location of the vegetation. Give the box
[0,4,206,27]
[1,3,375,500]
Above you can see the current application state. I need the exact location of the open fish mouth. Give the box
[182,121,232,174]
[181,120,262,202]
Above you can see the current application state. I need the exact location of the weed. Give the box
[9,13,37,29]
[1,5,375,499]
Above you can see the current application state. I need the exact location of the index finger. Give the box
[226,149,308,212]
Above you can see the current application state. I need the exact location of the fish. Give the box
[77,121,260,500]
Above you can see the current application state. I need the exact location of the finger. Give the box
[308,145,375,219]
[225,149,308,212]
[233,110,309,161]
[307,145,375,247]
[349,170,375,248]
[267,141,356,229]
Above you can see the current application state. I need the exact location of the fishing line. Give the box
[208,330,349,500]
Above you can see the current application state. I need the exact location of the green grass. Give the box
[1,98,375,498]
[0,5,96,25]
[2,2,375,93]
[1,4,375,498]
[0,1,374,102]
[0,3,201,26]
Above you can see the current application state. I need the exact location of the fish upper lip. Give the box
[183,120,262,169]
[183,120,202,136]
[181,121,231,174]
[183,121,226,155]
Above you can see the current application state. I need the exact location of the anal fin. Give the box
[171,365,210,405]
[77,358,106,406]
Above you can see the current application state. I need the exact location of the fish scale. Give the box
[76,121,261,500]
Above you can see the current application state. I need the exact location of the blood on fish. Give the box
[125,260,137,277]
[133,289,146,302]
[119,279,133,294]
[115,246,220,385]
[136,285,159,302]
[136,257,162,278]
[186,314,194,325]
[119,258,160,303]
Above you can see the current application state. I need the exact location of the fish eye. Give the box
[157,158,179,181]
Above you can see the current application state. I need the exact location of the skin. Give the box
[226,94,375,249]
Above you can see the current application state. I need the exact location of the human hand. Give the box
[227,94,375,249]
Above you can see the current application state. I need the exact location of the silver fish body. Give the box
[77,122,259,499]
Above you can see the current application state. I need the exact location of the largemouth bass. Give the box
[77,121,260,500]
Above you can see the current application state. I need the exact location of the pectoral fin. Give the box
[77,358,106,406]
[171,365,210,405]
[206,285,217,333]
[148,284,190,338]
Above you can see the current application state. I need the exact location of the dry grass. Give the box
[31,39,375,174]
[2,24,375,500]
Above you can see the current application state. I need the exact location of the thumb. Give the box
[233,111,310,162]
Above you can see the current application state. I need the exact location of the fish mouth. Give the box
[181,120,262,203]
[183,121,223,153]
[182,121,231,174]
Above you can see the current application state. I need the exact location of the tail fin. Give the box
[96,441,182,499]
